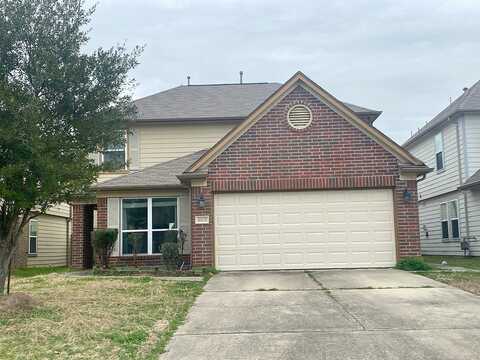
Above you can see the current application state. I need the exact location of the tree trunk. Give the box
[0,244,14,296]
[0,214,29,296]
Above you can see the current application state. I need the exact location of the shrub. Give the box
[161,242,180,270]
[92,229,118,269]
[396,257,432,271]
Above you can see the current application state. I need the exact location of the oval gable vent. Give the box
[287,104,312,129]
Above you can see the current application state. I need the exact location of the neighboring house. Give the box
[13,204,71,268]
[71,71,429,271]
[404,80,480,256]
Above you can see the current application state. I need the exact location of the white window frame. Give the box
[28,219,38,255]
[101,132,128,170]
[440,200,460,241]
[434,132,445,171]
[120,197,179,256]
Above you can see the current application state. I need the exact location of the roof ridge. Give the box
[404,79,480,146]
[133,85,184,103]
[178,82,281,87]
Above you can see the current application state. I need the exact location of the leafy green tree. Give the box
[0,0,142,294]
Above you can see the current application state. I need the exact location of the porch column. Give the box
[190,185,214,267]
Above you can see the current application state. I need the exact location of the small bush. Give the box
[161,242,180,270]
[396,257,432,271]
[92,229,118,269]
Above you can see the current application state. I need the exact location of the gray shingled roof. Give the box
[460,169,480,189]
[133,82,381,121]
[94,150,207,190]
[404,80,480,147]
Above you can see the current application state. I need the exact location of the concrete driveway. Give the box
[161,269,480,360]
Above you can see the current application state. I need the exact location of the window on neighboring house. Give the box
[121,198,178,255]
[434,133,444,171]
[102,144,126,170]
[440,200,460,240]
[28,220,38,254]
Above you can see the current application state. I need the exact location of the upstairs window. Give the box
[28,220,38,254]
[434,133,444,171]
[440,200,460,240]
[102,144,125,170]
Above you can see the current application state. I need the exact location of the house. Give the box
[13,204,71,268]
[70,71,429,271]
[404,81,480,256]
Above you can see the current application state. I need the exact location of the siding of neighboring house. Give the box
[410,121,460,201]
[417,191,480,255]
[12,204,71,268]
[407,113,480,256]
[135,121,236,168]
[463,114,480,178]
[27,214,69,266]
[467,190,480,249]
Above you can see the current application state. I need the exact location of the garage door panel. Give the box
[215,190,395,270]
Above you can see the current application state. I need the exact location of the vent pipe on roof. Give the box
[187,76,191,86]
[239,71,243,84]
[463,87,469,92]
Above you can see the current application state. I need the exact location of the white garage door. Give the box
[214,189,396,270]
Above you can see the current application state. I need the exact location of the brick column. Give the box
[394,179,421,258]
[97,198,107,229]
[71,204,87,269]
[190,186,214,267]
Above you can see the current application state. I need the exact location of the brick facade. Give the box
[189,85,421,266]
[72,84,422,269]
[394,179,421,257]
[71,203,95,269]
[190,186,214,266]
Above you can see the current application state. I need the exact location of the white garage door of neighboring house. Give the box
[214,189,396,270]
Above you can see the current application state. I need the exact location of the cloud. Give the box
[85,0,480,143]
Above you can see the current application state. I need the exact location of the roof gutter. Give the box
[94,183,188,191]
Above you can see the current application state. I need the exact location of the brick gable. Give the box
[208,86,399,186]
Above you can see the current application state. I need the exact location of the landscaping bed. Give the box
[0,272,208,359]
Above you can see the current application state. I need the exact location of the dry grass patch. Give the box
[0,274,204,360]
[420,272,480,296]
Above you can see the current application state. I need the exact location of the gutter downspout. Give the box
[456,117,470,237]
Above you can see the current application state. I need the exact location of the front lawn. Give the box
[422,255,480,270]
[420,271,480,296]
[418,256,480,296]
[0,273,206,359]
[12,266,70,278]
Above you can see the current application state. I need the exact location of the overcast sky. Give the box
[86,0,480,143]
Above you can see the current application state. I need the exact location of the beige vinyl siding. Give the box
[409,122,460,200]
[46,203,70,218]
[463,114,480,177]
[137,121,236,168]
[466,190,480,254]
[418,191,475,255]
[97,171,129,184]
[27,214,69,266]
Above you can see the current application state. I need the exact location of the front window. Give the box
[440,200,460,240]
[121,198,178,255]
[28,220,38,254]
[102,144,125,170]
[434,133,444,171]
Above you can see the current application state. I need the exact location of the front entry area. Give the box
[214,189,396,270]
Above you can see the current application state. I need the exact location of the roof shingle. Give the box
[94,150,207,190]
[132,82,381,121]
[404,80,480,147]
